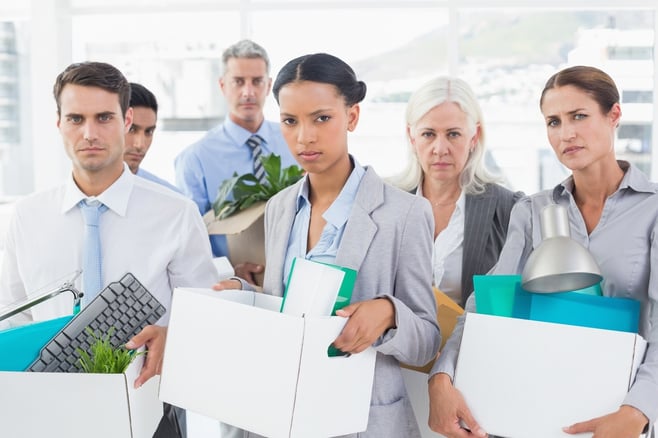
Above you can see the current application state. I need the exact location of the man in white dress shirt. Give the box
[0,62,218,437]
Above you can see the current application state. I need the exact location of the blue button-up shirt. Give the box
[282,159,366,289]
[175,117,295,256]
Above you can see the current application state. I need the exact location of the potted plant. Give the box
[76,327,144,374]
[211,153,304,220]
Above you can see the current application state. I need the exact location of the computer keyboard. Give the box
[27,272,166,373]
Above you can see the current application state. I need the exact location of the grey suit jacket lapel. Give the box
[335,167,381,275]
[266,186,299,297]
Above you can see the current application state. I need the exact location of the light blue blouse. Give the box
[282,158,365,289]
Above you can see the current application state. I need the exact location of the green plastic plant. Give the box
[76,327,144,374]
[212,153,304,220]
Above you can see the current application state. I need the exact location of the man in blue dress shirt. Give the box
[124,82,181,193]
[175,39,295,283]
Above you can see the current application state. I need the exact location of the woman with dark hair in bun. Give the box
[215,53,440,437]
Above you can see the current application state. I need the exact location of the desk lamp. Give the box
[0,271,83,322]
[521,203,602,293]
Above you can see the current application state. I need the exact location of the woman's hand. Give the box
[428,373,487,437]
[332,298,396,354]
[212,279,242,291]
[233,262,263,286]
[563,405,648,437]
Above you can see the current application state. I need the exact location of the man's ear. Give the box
[124,107,134,133]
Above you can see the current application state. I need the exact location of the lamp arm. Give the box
[0,271,84,323]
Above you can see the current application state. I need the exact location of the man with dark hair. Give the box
[175,39,296,284]
[124,82,180,193]
[0,61,218,437]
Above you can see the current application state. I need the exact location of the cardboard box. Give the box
[401,287,463,373]
[203,202,266,286]
[453,313,647,438]
[0,354,163,438]
[159,288,377,438]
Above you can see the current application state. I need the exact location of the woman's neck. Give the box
[422,177,462,207]
[572,159,624,206]
[308,155,353,205]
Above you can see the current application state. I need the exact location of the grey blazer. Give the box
[258,166,441,438]
[461,184,524,307]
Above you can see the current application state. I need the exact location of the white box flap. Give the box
[160,288,304,437]
[292,316,376,437]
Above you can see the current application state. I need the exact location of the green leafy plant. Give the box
[212,153,304,220]
[76,327,144,374]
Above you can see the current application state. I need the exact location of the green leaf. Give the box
[211,153,304,220]
[212,173,241,216]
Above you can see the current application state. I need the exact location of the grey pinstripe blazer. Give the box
[461,183,524,307]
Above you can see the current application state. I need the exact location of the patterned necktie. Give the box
[246,134,267,184]
[79,199,108,306]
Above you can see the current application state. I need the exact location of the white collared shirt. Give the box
[417,185,465,302]
[0,164,218,327]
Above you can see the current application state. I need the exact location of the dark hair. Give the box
[222,39,270,75]
[129,82,158,114]
[540,65,619,114]
[272,53,366,106]
[53,61,131,117]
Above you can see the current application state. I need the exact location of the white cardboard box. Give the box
[453,313,647,438]
[159,288,377,438]
[0,354,162,438]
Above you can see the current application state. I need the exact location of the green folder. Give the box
[281,257,357,356]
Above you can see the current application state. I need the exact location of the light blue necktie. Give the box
[79,199,108,306]
[246,134,267,184]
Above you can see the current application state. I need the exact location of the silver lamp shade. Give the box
[521,203,602,293]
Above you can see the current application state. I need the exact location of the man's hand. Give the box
[234,262,263,286]
[332,298,395,354]
[563,405,648,438]
[428,373,487,437]
[125,325,167,389]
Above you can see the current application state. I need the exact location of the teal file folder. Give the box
[0,315,73,371]
[473,275,640,333]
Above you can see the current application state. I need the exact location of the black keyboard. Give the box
[28,273,166,373]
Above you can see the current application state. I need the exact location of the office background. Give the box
[0,0,656,202]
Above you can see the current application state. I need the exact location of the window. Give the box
[623,90,653,103]
[1,2,657,198]
[460,9,655,192]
